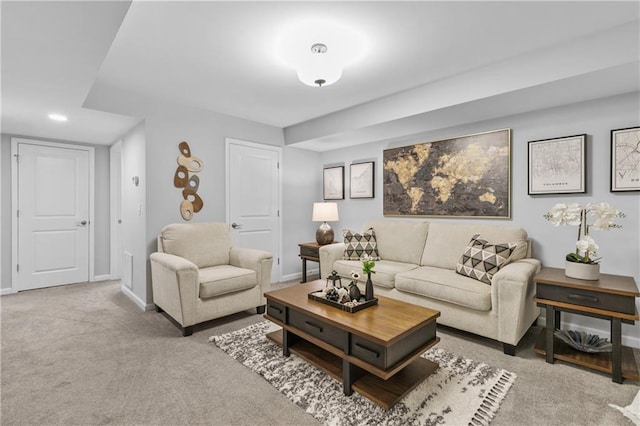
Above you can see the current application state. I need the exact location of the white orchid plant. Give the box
[544,202,625,264]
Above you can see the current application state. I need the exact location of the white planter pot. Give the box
[565,260,600,281]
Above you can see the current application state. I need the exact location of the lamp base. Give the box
[316,222,334,245]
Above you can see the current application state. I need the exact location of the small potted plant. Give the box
[362,255,376,300]
[544,202,625,280]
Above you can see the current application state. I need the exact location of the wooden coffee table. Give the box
[264,280,440,409]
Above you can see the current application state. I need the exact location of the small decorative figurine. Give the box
[326,270,343,288]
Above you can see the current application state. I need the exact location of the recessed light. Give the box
[48,114,68,122]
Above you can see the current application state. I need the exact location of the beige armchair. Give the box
[150,222,273,336]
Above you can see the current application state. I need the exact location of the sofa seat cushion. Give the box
[331,259,419,289]
[395,266,492,311]
[198,265,257,299]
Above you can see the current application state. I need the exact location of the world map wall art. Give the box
[383,128,511,218]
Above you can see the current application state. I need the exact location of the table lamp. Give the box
[312,202,339,245]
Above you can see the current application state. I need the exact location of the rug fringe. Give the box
[469,371,516,426]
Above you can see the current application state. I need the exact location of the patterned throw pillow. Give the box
[456,234,518,284]
[343,228,380,260]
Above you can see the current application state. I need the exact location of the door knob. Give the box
[76,220,88,226]
[231,222,242,229]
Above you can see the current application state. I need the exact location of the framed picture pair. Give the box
[527,126,639,194]
[323,162,375,200]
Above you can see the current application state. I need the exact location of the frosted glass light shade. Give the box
[312,202,339,222]
[296,61,343,87]
[275,19,368,88]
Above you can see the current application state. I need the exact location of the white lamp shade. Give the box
[312,202,339,222]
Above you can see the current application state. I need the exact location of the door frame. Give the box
[110,140,122,280]
[11,137,96,293]
[225,137,282,283]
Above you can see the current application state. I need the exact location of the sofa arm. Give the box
[229,247,273,301]
[150,252,199,327]
[491,258,542,345]
[319,242,346,280]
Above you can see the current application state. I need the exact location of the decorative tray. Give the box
[308,290,378,313]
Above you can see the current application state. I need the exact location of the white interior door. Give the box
[227,139,280,283]
[16,142,90,290]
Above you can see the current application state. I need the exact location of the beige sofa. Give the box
[319,220,541,355]
[150,223,273,336]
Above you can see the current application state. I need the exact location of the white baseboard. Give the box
[538,315,639,349]
[121,284,154,311]
[279,268,319,284]
[92,274,112,282]
[0,287,16,296]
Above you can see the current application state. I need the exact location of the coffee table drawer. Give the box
[351,336,386,369]
[537,283,636,315]
[288,309,346,350]
[267,300,286,323]
[351,321,436,370]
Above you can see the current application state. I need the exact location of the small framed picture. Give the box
[528,134,586,195]
[323,166,344,200]
[610,126,640,192]
[350,161,375,199]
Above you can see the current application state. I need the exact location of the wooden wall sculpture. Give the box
[174,141,204,220]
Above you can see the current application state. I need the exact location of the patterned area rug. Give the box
[210,321,516,426]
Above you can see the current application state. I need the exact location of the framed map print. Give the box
[610,126,640,192]
[383,128,511,218]
[350,161,374,199]
[528,134,586,195]
[323,166,344,200]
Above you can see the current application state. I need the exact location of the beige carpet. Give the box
[1,279,639,425]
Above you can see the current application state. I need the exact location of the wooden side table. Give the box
[533,266,639,383]
[298,242,324,283]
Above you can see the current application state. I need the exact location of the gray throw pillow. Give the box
[456,234,518,284]
[343,228,381,260]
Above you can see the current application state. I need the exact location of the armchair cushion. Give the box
[160,223,231,268]
[199,265,257,299]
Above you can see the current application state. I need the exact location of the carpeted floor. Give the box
[1,279,638,425]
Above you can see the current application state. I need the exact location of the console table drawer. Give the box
[266,300,286,323]
[288,309,346,349]
[537,283,636,315]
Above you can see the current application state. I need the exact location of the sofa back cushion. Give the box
[159,222,231,268]
[364,220,429,264]
[421,222,528,269]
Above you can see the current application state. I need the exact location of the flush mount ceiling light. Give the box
[275,19,367,88]
[48,113,68,122]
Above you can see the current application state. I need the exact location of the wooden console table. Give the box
[533,267,639,383]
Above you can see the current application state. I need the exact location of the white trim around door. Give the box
[11,138,96,292]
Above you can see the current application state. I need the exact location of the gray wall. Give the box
[85,86,286,304]
[120,123,147,302]
[281,146,322,279]
[319,92,640,344]
[0,134,112,290]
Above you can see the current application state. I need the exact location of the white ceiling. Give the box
[2,1,639,150]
